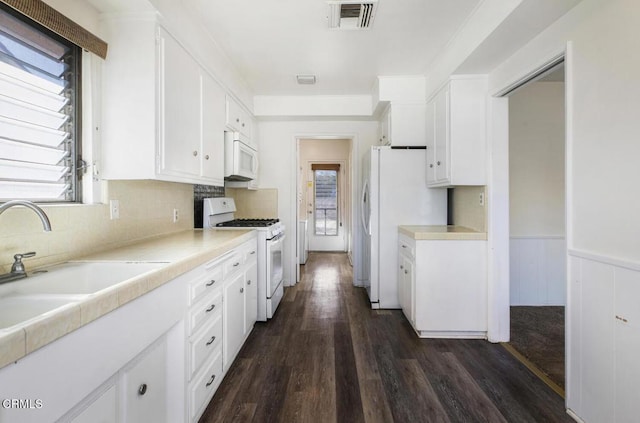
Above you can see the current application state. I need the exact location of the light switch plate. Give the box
[110,200,120,220]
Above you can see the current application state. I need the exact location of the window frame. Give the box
[0,2,83,204]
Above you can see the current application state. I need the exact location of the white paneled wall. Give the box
[509,237,566,305]
[567,250,640,423]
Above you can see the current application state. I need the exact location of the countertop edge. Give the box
[398,225,488,241]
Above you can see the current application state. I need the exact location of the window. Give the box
[313,166,339,236]
[0,4,81,202]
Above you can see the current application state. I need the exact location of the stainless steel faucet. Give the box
[0,200,52,283]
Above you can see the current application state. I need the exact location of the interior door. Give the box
[308,164,346,251]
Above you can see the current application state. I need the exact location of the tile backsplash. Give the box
[226,188,278,219]
[193,184,226,228]
[0,180,194,273]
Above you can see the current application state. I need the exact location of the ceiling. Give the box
[183,0,481,96]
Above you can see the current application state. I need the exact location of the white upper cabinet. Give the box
[101,16,226,186]
[426,76,487,187]
[378,103,427,146]
[226,96,253,143]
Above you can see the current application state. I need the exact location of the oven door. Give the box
[266,232,285,299]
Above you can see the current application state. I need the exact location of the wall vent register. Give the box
[327,0,378,29]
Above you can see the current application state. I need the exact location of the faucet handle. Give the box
[11,252,36,274]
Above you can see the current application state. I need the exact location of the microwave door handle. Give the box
[252,152,259,176]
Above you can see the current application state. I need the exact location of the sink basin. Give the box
[1,261,167,296]
[0,294,84,330]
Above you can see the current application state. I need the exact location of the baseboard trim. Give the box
[501,342,565,399]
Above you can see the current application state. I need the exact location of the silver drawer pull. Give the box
[206,336,216,346]
[250,251,256,255]
[206,280,215,287]
[206,304,215,312]
[404,270,408,274]
[402,245,406,248]
[233,262,240,267]
[206,375,216,387]
[247,280,251,285]
[240,287,244,293]
[400,265,404,269]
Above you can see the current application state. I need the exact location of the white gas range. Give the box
[203,198,285,321]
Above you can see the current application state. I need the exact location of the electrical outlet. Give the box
[479,192,485,206]
[172,208,179,223]
[110,200,120,220]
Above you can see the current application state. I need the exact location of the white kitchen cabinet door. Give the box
[426,76,487,187]
[226,96,252,139]
[245,261,258,334]
[434,88,449,183]
[398,255,414,325]
[425,101,436,184]
[223,271,246,370]
[69,385,117,423]
[121,339,168,423]
[379,105,391,145]
[158,28,201,179]
[201,72,226,185]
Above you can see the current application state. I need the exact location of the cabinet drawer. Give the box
[189,290,222,334]
[243,245,258,263]
[223,252,244,277]
[190,349,223,421]
[189,315,222,379]
[189,265,223,306]
[398,240,415,259]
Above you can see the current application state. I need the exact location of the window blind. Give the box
[0,6,78,201]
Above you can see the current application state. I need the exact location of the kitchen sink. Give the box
[1,261,167,296]
[0,294,84,330]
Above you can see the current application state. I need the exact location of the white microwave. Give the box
[224,131,258,181]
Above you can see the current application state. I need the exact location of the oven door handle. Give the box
[269,233,286,244]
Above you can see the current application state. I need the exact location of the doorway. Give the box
[298,139,351,253]
[504,63,566,395]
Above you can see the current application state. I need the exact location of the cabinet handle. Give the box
[206,279,216,287]
[206,375,216,387]
[250,251,256,255]
[430,164,434,168]
[437,161,441,166]
[382,135,386,139]
[242,123,245,127]
[206,336,216,346]
[233,262,240,267]
[401,245,406,248]
[400,265,404,269]
[236,118,240,123]
[205,155,210,160]
[240,287,244,293]
[193,150,198,156]
[404,269,408,274]
[206,304,215,312]
[138,383,147,396]
[616,315,629,323]
[247,280,251,285]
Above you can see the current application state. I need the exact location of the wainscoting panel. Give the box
[510,237,566,305]
[566,250,640,423]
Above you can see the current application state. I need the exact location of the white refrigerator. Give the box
[360,146,447,308]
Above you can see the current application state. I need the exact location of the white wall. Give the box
[257,120,379,287]
[509,81,565,237]
[485,0,640,418]
[509,81,566,306]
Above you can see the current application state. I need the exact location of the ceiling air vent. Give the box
[328,1,378,29]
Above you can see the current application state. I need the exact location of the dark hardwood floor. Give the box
[199,252,572,423]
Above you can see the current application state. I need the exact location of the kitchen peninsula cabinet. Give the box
[398,228,487,338]
[101,15,225,186]
[426,76,487,187]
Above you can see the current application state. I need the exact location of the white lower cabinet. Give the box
[398,234,487,338]
[121,340,168,423]
[69,384,117,423]
[0,236,259,423]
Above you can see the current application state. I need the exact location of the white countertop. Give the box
[0,229,255,369]
[399,225,487,240]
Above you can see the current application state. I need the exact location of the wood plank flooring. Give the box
[199,252,572,423]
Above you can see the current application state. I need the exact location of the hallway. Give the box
[199,253,571,422]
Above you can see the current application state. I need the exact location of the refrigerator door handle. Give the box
[361,179,370,235]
